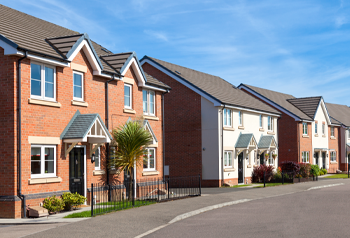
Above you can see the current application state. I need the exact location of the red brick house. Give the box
[238,84,341,173]
[0,5,170,218]
[141,57,280,187]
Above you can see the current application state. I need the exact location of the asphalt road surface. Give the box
[147,184,350,238]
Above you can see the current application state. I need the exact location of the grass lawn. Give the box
[325,174,350,179]
[253,182,292,188]
[230,184,251,188]
[64,200,156,218]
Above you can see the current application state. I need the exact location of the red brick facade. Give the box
[0,48,164,218]
[328,126,339,173]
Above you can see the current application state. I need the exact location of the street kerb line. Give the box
[307,183,344,191]
[134,224,169,238]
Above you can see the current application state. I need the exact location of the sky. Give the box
[2,0,350,105]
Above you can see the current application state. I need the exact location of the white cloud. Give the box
[335,15,347,28]
[144,30,169,42]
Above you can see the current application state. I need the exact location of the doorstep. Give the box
[0,206,91,224]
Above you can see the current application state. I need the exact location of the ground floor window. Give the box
[268,154,274,165]
[95,147,101,170]
[224,151,233,168]
[330,151,336,162]
[143,148,156,171]
[302,151,309,163]
[31,145,56,178]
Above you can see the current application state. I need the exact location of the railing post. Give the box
[199,174,201,195]
[91,183,94,217]
[264,170,266,188]
[158,178,160,202]
[282,171,284,185]
[167,177,170,199]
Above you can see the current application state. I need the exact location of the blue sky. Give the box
[2,0,350,105]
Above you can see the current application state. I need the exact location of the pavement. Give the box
[1,178,349,237]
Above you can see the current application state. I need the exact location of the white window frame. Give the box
[95,147,101,170]
[143,89,155,116]
[331,126,335,137]
[30,62,56,101]
[302,122,308,135]
[330,151,336,162]
[224,151,233,168]
[259,115,263,128]
[223,109,232,127]
[143,148,156,171]
[238,111,243,126]
[302,151,309,163]
[268,116,273,131]
[31,145,56,178]
[268,153,274,165]
[315,122,318,134]
[124,84,132,109]
[73,71,84,101]
[348,129,350,139]
[322,123,325,135]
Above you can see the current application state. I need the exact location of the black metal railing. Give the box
[260,170,318,187]
[90,175,201,217]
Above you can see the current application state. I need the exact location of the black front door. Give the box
[124,167,131,198]
[260,153,265,166]
[69,148,85,196]
[315,153,319,165]
[322,152,326,169]
[238,153,244,184]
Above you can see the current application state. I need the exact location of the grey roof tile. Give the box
[235,134,254,148]
[287,97,322,120]
[145,72,171,90]
[326,102,350,126]
[258,135,276,149]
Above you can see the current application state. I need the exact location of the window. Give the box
[348,129,350,139]
[315,122,318,134]
[238,111,243,126]
[223,109,232,127]
[259,115,262,128]
[330,151,336,162]
[224,151,233,168]
[302,122,308,135]
[268,116,273,131]
[95,147,100,170]
[322,123,325,135]
[331,126,335,137]
[302,151,309,163]
[268,154,273,165]
[143,148,155,171]
[31,63,56,101]
[143,90,155,115]
[124,84,132,109]
[31,145,56,178]
[73,71,84,101]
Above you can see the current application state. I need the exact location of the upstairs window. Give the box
[302,151,309,163]
[330,151,336,162]
[322,123,325,135]
[238,111,243,126]
[303,122,308,135]
[268,116,273,131]
[223,109,232,127]
[124,84,132,109]
[331,126,335,137]
[143,148,156,171]
[315,122,318,134]
[143,90,155,115]
[73,71,84,101]
[31,63,56,101]
[259,115,263,128]
[224,151,233,168]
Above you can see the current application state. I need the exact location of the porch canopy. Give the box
[314,148,328,152]
[257,135,277,155]
[235,133,257,155]
[61,110,112,156]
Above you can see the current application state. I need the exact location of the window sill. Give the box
[247,165,252,168]
[267,131,275,135]
[315,134,318,137]
[71,100,88,107]
[322,135,326,137]
[253,165,259,168]
[238,126,245,130]
[330,161,337,164]
[259,128,265,132]
[142,171,159,176]
[224,168,235,172]
[302,135,309,138]
[330,136,336,140]
[143,115,159,121]
[148,143,158,148]
[28,98,61,108]
[93,170,105,176]
[28,177,62,185]
[123,108,136,114]
[223,127,234,131]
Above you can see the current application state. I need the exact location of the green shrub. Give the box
[321,168,327,175]
[62,192,87,211]
[319,171,324,176]
[43,195,64,213]
[310,164,320,176]
[299,163,311,178]
[273,172,282,180]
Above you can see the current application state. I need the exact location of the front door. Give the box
[322,152,326,169]
[124,167,131,198]
[260,153,265,166]
[315,153,319,165]
[69,148,85,196]
[238,153,244,184]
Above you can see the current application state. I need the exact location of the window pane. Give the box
[45,82,54,98]
[74,86,82,98]
[224,152,227,166]
[124,85,130,107]
[44,148,54,174]
[150,91,155,114]
[31,147,41,174]
[45,67,54,83]
[228,152,232,166]
[31,64,41,80]
[74,73,82,86]
[149,149,155,169]
[143,90,148,113]
[227,110,231,126]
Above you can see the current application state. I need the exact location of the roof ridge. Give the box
[242,84,295,99]
[287,96,322,101]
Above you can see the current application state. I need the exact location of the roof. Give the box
[239,84,314,120]
[326,102,350,127]
[142,56,280,115]
[287,97,322,120]
[258,135,276,149]
[144,72,171,90]
[235,134,255,148]
[100,52,133,74]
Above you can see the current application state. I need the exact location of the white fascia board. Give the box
[223,104,281,117]
[141,58,221,106]
[27,53,70,67]
[142,85,167,92]
[93,71,122,79]
[301,119,314,123]
[319,99,332,125]
[68,40,101,73]
[121,58,146,86]
[238,85,301,121]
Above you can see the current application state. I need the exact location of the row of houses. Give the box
[0,4,349,218]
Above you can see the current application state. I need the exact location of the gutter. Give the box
[17,51,28,218]
[161,89,170,180]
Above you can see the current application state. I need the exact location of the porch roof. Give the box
[235,133,257,149]
[258,135,277,149]
[314,148,328,151]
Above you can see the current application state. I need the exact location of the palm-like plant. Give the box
[109,120,153,200]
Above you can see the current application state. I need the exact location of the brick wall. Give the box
[329,126,339,173]
[142,63,202,178]
[299,122,312,163]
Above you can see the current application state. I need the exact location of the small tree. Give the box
[109,120,153,201]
